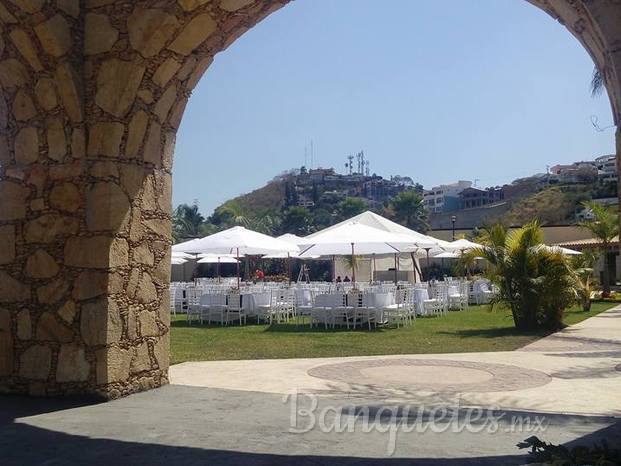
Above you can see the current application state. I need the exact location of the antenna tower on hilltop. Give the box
[346,155,354,175]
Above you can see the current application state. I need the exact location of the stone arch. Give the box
[0,0,619,399]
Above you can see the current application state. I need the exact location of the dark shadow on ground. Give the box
[437,327,548,340]
[2,387,620,466]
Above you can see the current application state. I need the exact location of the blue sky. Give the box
[173,0,616,215]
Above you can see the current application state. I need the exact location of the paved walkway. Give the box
[171,306,621,417]
[2,307,621,465]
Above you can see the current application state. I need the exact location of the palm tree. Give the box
[466,221,575,330]
[389,190,429,232]
[572,248,600,311]
[591,66,605,97]
[173,203,205,242]
[214,202,249,227]
[578,201,618,297]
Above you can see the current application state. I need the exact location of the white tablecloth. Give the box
[364,292,394,309]
[242,292,271,315]
[295,289,313,307]
[412,288,430,315]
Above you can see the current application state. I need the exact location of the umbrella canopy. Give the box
[298,222,417,257]
[172,251,194,260]
[305,210,442,249]
[181,226,299,256]
[263,234,319,259]
[446,238,483,252]
[171,257,188,265]
[172,238,202,253]
[537,245,582,256]
[197,254,239,264]
[181,226,299,287]
[432,251,460,259]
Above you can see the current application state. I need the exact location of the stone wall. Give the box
[0,0,618,399]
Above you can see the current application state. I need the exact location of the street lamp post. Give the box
[451,215,457,241]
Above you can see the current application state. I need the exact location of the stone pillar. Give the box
[0,0,289,399]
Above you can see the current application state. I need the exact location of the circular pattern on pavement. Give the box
[308,358,552,393]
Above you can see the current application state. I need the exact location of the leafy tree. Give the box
[280,207,313,236]
[173,202,205,242]
[312,208,335,231]
[466,221,576,330]
[578,201,619,297]
[389,189,429,232]
[337,197,366,220]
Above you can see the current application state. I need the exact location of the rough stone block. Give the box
[0,272,29,303]
[34,14,72,57]
[87,122,125,157]
[25,214,79,243]
[37,278,70,305]
[168,13,217,56]
[17,309,31,340]
[15,126,39,165]
[95,59,145,117]
[19,345,51,380]
[85,13,118,55]
[36,312,73,342]
[58,300,76,324]
[34,77,58,110]
[57,345,90,382]
[80,298,122,346]
[73,270,108,301]
[138,309,159,336]
[96,346,130,384]
[49,183,81,213]
[26,249,60,279]
[0,225,16,265]
[86,182,130,231]
[128,8,179,58]
[9,28,43,71]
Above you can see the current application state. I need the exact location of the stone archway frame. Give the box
[0,0,619,399]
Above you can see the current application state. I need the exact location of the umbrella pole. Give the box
[371,253,376,283]
[332,255,335,283]
[217,257,220,284]
[426,248,431,281]
[351,243,356,286]
[236,248,240,289]
[287,253,291,287]
[394,253,398,284]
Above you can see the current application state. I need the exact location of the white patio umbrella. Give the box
[433,251,461,259]
[181,226,299,287]
[537,245,582,256]
[171,257,188,265]
[262,234,321,284]
[298,222,417,284]
[172,251,194,260]
[446,238,483,252]
[172,238,202,253]
[197,254,239,263]
[197,254,239,283]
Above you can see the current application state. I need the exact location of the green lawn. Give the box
[170,302,617,364]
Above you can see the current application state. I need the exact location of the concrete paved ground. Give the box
[2,307,620,465]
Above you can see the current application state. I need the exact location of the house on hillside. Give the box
[423,180,472,213]
[458,186,505,209]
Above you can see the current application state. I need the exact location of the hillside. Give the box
[218,178,288,216]
[503,185,592,225]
